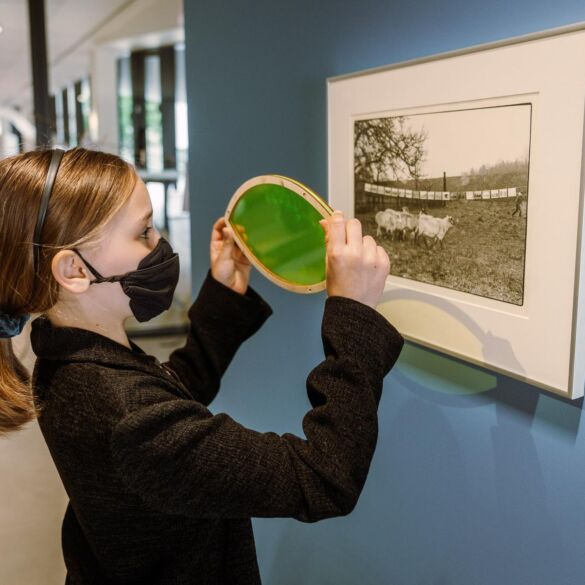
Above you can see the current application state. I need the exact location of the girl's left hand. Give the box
[210,217,252,295]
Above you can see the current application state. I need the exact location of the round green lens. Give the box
[229,182,327,287]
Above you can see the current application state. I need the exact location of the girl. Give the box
[0,147,404,584]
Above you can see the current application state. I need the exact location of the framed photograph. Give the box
[327,23,585,398]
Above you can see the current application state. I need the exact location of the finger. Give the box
[211,217,227,243]
[363,235,377,263]
[346,218,363,254]
[232,237,249,261]
[325,210,346,254]
[319,219,329,246]
[222,223,235,239]
[376,246,391,275]
[234,248,252,267]
[232,223,248,243]
[217,227,236,262]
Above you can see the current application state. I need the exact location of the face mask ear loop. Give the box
[71,248,121,285]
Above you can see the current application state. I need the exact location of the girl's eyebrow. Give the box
[137,209,153,224]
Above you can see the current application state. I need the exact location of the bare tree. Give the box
[354,116,427,184]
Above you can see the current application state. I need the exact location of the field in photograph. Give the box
[356,198,528,305]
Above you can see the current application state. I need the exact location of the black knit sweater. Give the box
[30,269,404,584]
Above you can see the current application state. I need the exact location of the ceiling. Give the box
[0,0,137,111]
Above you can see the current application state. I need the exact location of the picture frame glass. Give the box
[354,103,532,306]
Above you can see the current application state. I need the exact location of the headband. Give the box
[33,148,65,274]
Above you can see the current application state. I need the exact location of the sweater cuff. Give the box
[188,269,274,341]
[322,295,404,380]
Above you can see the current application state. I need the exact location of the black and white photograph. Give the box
[354,104,531,305]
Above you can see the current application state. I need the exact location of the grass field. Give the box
[356,198,528,305]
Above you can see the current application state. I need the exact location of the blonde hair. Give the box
[0,147,137,435]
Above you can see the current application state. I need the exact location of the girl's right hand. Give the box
[319,210,390,310]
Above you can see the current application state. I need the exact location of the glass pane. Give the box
[80,77,91,141]
[175,43,188,175]
[229,183,327,286]
[175,43,189,214]
[67,84,77,147]
[55,91,65,146]
[117,55,134,164]
[144,55,163,172]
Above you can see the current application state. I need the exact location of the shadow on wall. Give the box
[393,326,583,440]
[258,344,582,585]
[256,291,583,585]
[391,289,583,567]
[389,351,580,583]
[377,284,583,424]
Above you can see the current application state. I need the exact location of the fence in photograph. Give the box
[363,183,519,201]
[463,188,518,199]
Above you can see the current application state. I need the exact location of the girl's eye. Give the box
[141,225,153,239]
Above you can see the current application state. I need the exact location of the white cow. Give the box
[390,209,407,240]
[415,214,455,248]
[375,208,421,241]
[401,211,419,239]
[374,209,394,238]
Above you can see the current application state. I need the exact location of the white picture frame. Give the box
[327,22,585,399]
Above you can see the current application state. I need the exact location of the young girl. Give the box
[0,147,404,584]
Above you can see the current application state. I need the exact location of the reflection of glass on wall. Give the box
[118,55,134,163]
[144,55,164,172]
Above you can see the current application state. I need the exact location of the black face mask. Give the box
[71,236,180,322]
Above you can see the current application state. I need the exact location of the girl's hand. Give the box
[210,217,252,295]
[318,210,390,309]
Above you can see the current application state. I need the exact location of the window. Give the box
[116,43,187,172]
[51,76,92,148]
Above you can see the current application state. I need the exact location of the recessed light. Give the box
[0,25,5,35]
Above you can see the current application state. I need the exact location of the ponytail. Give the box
[0,336,39,435]
[0,146,136,436]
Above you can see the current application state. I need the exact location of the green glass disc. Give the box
[229,182,328,287]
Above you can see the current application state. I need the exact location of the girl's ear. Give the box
[50,250,92,294]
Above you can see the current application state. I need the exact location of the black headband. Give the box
[33,148,65,273]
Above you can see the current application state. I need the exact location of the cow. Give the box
[415,214,455,248]
[374,209,394,238]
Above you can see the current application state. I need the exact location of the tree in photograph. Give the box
[354,116,427,184]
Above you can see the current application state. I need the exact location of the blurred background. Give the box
[0,0,191,337]
[1,1,190,582]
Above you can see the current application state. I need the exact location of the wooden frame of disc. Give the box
[225,174,334,294]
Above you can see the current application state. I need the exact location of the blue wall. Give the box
[183,2,585,583]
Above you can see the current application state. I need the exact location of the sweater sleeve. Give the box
[110,296,404,522]
[163,269,274,406]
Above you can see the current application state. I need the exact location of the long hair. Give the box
[0,147,137,435]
